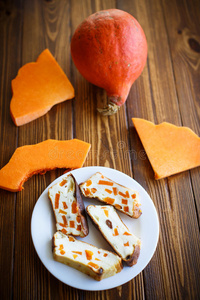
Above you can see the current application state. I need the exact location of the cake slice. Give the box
[79,172,142,218]
[53,231,123,281]
[86,205,141,266]
[48,174,88,237]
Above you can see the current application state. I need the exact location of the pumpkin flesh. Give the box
[10,49,74,126]
[0,139,91,192]
[132,118,200,179]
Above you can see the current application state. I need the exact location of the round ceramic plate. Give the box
[31,166,159,291]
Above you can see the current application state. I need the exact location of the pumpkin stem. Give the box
[97,102,120,116]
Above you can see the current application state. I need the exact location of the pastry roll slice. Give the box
[48,174,88,237]
[87,205,141,266]
[80,172,142,218]
[53,231,123,281]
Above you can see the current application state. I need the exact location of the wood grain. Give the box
[161,0,200,226]
[0,0,22,299]
[0,0,199,299]
[12,0,49,297]
[11,0,74,298]
[119,0,200,299]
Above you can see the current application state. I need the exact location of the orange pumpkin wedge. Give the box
[132,118,200,179]
[0,139,91,192]
[10,49,75,126]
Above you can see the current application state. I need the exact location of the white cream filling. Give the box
[87,205,140,259]
[54,231,121,271]
[49,175,82,235]
[80,172,140,217]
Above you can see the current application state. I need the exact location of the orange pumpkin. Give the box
[10,49,74,126]
[0,139,91,192]
[71,9,147,115]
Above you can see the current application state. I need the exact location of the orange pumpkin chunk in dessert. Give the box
[60,180,67,187]
[113,228,119,236]
[105,188,112,194]
[86,180,92,186]
[63,215,68,225]
[98,180,113,186]
[55,193,60,209]
[104,197,115,205]
[103,209,109,217]
[59,209,67,215]
[72,251,82,255]
[132,118,200,179]
[88,262,99,269]
[124,242,129,247]
[85,250,94,260]
[10,49,75,126]
[0,139,91,192]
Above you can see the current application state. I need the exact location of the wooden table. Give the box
[0,0,199,299]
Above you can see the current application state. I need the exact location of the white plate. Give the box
[31,166,159,291]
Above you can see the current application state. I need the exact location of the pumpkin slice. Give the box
[0,139,91,192]
[10,49,75,126]
[132,118,200,179]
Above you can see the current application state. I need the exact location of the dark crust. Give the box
[48,188,59,229]
[71,174,89,237]
[79,172,142,219]
[52,235,56,253]
[86,205,140,266]
[125,244,140,266]
[132,207,142,219]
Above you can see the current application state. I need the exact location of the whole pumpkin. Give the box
[71,9,147,115]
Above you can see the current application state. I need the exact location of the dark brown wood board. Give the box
[0,0,199,299]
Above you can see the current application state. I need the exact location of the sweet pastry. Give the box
[48,174,88,237]
[80,172,142,218]
[53,231,123,280]
[87,205,141,266]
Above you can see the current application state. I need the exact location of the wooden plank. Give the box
[119,0,200,299]
[12,0,74,298]
[160,1,200,297]
[0,0,23,299]
[161,0,200,222]
[12,0,48,297]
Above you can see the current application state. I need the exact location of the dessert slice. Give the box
[48,174,88,237]
[87,205,141,266]
[53,231,123,281]
[80,172,142,218]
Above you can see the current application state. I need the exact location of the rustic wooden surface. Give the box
[0,0,199,299]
